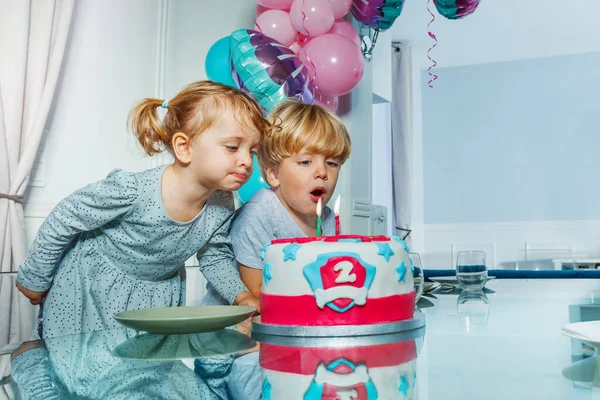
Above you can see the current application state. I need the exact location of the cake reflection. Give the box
[257,329,424,400]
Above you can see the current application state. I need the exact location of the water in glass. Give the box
[456,251,488,291]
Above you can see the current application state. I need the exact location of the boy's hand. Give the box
[234,291,260,313]
[15,282,48,305]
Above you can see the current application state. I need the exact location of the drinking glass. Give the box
[456,251,488,291]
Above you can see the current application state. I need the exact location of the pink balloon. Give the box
[326,19,360,47]
[299,34,364,96]
[255,10,298,47]
[314,90,339,113]
[327,0,352,19]
[255,0,294,10]
[289,0,335,37]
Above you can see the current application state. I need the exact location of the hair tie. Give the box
[156,100,169,123]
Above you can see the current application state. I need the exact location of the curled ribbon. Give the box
[426,0,438,88]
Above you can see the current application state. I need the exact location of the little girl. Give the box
[16,80,267,339]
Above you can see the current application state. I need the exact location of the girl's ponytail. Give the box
[128,98,172,156]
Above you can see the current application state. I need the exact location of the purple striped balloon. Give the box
[434,0,480,20]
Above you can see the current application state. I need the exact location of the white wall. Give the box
[391,0,600,69]
[371,30,392,102]
[24,0,160,241]
[164,0,256,96]
[385,0,600,268]
[371,102,393,235]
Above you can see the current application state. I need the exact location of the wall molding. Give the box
[422,219,600,269]
[352,199,372,218]
[153,0,172,168]
[424,219,600,232]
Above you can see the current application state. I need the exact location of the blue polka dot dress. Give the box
[17,165,248,339]
[10,328,231,399]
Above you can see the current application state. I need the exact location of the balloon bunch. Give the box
[434,0,481,20]
[205,0,365,115]
[251,0,364,114]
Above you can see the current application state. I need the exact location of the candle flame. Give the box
[334,195,341,216]
[316,197,322,217]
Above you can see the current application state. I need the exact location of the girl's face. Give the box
[188,108,261,192]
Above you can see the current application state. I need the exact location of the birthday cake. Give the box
[259,339,418,399]
[259,235,415,327]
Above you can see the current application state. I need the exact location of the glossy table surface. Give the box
[3,279,600,399]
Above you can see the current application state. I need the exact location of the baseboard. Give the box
[422,219,600,269]
[424,219,600,232]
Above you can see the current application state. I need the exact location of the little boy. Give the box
[200,101,351,306]
[233,101,352,302]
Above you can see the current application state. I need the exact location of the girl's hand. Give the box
[15,282,48,305]
[234,291,260,313]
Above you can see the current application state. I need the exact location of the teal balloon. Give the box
[205,36,236,87]
[238,156,269,203]
[229,29,314,112]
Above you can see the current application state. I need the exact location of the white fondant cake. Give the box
[259,235,415,326]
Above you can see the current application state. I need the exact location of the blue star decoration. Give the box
[376,242,395,262]
[282,243,301,261]
[396,261,407,282]
[398,373,409,396]
[261,377,272,400]
[260,243,271,261]
[263,263,272,285]
[392,235,410,252]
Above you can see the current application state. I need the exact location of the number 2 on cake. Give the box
[334,261,357,283]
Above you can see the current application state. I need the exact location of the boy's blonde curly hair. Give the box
[258,101,351,181]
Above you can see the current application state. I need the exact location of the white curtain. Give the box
[0,0,75,380]
[390,42,413,246]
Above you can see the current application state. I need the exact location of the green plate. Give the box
[113,306,256,334]
[113,329,256,360]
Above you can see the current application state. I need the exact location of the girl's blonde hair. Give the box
[258,101,351,180]
[128,80,269,155]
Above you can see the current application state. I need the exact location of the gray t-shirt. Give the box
[201,188,335,304]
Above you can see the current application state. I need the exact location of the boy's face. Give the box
[267,147,341,216]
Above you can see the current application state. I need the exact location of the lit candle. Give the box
[334,195,341,235]
[316,197,322,237]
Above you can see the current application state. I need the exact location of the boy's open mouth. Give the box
[310,187,325,202]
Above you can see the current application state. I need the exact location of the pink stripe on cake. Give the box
[259,341,417,374]
[260,292,415,326]
[270,235,391,245]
